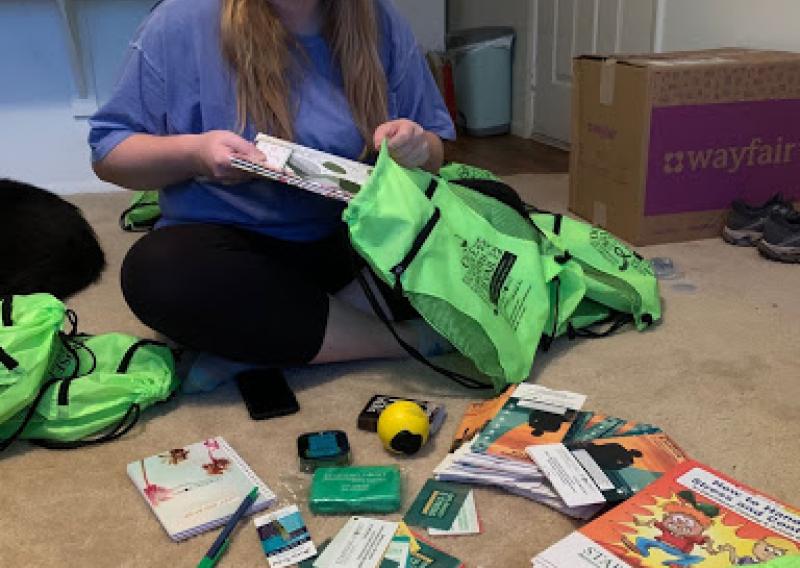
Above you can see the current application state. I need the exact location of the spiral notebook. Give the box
[127,436,276,541]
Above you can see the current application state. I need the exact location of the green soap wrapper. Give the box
[309,466,402,514]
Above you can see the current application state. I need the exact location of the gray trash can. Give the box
[447,27,515,137]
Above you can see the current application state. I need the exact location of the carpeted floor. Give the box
[1,174,798,567]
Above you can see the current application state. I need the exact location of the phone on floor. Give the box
[235,368,299,420]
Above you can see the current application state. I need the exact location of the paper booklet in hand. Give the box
[230,133,374,202]
[127,436,276,541]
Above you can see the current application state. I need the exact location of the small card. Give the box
[255,505,317,568]
[428,491,480,536]
[383,535,411,567]
[313,517,398,568]
[529,433,688,507]
[527,444,607,508]
[403,479,471,530]
[512,384,587,411]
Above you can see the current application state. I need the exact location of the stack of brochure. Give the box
[434,384,688,519]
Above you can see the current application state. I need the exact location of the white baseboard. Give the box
[528,132,571,151]
[42,179,124,195]
[511,118,531,138]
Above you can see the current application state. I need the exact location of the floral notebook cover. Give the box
[127,436,276,541]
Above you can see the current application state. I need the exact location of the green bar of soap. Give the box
[309,466,402,515]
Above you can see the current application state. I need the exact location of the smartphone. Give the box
[235,368,299,420]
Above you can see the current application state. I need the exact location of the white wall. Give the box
[393,0,446,52]
[0,0,444,196]
[448,0,531,136]
[0,0,157,195]
[657,0,800,53]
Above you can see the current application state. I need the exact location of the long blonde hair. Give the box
[220,0,388,144]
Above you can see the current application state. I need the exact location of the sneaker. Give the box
[722,194,795,246]
[757,210,800,263]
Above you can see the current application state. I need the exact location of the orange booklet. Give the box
[533,460,800,567]
[448,388,513,453]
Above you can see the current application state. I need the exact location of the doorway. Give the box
[531,0,659,145]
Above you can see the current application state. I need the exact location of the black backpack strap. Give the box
[1,295,12,327]
[424,178,438,199]
[391,208,441,293]
[552,213,564,235]
[572,312,634,338]
[117,339,168,373]
[0,346,19,371]
[540,276,562,353]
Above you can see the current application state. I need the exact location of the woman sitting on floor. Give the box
[89,0,455,390]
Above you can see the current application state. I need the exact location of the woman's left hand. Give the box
[373,119,430,169]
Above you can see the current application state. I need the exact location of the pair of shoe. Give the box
[722,195,800,263]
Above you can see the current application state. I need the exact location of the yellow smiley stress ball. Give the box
[377,401,430,455]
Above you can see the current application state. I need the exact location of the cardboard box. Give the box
[569,48,800,245]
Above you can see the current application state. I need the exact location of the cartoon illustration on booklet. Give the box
[533,460,800,568]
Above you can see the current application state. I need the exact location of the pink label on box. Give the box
[646,99,800,215]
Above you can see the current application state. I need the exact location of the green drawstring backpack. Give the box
[344,146,660,391]
[0,333,177,449]
[120,190,161,232]
[0,294,178,450]
[344,146,551,390]
[0,294,66,423]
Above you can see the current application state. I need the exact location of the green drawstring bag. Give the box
[0,333,177,449]
[120,190,161,232]
[344,145,551,389]
[531,212,661,330]
[0,294,66,424]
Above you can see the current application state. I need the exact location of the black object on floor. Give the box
[0,179,106,299]
[235,368,299,420]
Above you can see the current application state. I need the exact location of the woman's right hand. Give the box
[190,130,266,184]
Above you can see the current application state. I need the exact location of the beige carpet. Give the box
[2,174,799,568]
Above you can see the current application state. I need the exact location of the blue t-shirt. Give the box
[89,0,455,241]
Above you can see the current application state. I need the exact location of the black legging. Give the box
[121,223,413,366]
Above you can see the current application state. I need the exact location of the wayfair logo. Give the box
[662,137,798,175]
